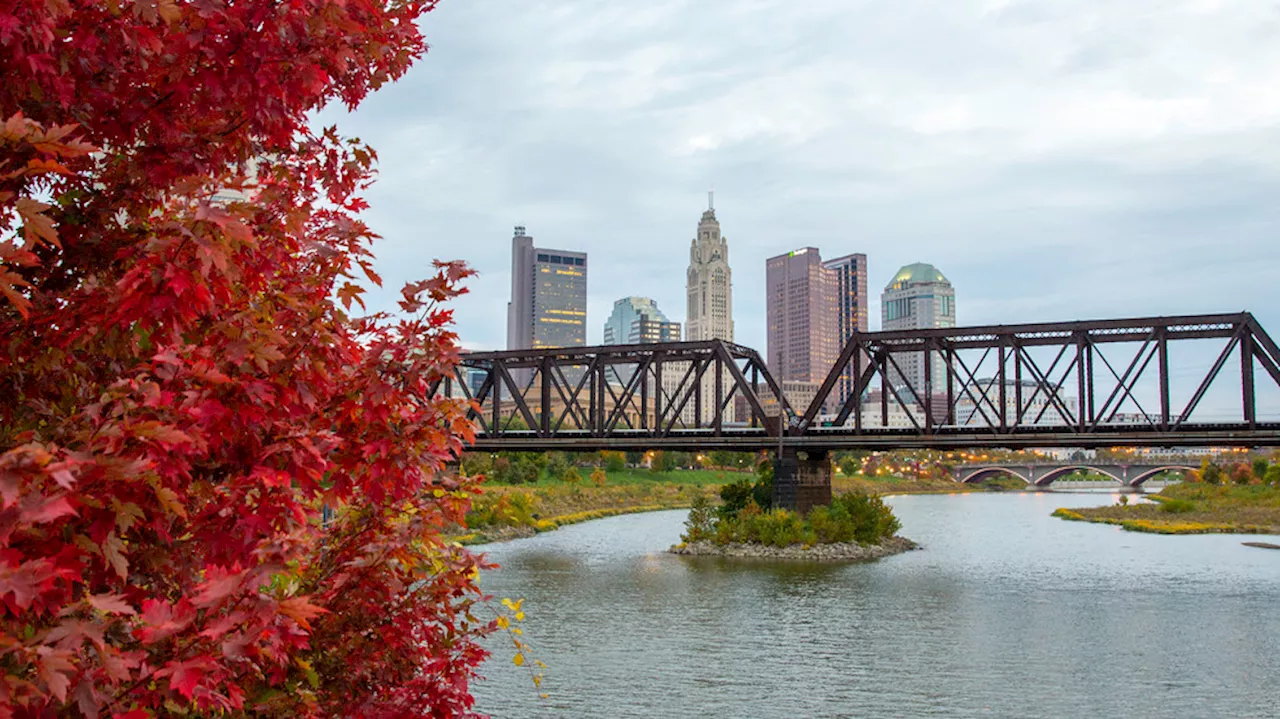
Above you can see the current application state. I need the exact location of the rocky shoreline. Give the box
[669,535,919,561]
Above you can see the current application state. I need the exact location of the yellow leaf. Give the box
[515,611,524,621]
[513,654,524,666]
[496,616,509,629]
[532,675,541,687]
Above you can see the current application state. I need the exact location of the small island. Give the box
[669,475,916,561]
[1054,480,1280,536]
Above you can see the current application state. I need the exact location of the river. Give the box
[469,492,1280,718]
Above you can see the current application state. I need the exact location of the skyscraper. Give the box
[823,253,869,408]
[881,262,956,397]
[685,193,733,342]
[602,297,681,345]
[764,248,869,414]
[766,248,838,387]
[506,226,587,351]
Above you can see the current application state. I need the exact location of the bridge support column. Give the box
[773,448,832,514]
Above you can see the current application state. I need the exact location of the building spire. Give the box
[708,188,714,211]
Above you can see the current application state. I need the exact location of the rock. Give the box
[668,536,919,562]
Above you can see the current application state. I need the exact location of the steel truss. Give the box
[801,312,1280,441]
[437,340,792,450]
[439,313,1280,451]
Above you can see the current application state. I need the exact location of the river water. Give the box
[469,492,1280,718]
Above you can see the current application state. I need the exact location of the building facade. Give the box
[602,297,681,346]
[822,253,869,409]
[506,226,588,351]
[764,249,869,415]
[766,248,837,386]
[881,262,956,396]
[685,196,734,343]
[676,196,735,426]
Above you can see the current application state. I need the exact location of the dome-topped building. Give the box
[881,262,956,394]
[886,262,949,291]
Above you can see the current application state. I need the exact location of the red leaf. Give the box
[158,659,206,700]
[89,593,136,616]
[278,596,328,631]
[37,648,76,702]
[20,495,76,524]
[192,568,243,608]
[15,197,59,249]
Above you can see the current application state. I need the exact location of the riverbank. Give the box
[1053,483,1280,535]
[459,470,984,545]
[670,535,919,561]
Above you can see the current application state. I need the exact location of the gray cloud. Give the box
[316,0,1280,367]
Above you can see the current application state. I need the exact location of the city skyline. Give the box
[315,0,1280,362]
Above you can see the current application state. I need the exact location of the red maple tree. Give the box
[1,1,495,716]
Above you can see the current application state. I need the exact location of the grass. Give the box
[1053,483,1280,535]
[833,472,981,495]
[455,474,721,544]
[524,468,744,488]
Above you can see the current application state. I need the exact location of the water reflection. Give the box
[471,493,1280,718]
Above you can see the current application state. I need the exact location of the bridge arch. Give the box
[1035,466,1124,487]
[959,467,1032,485]
[1128,466,1197,486]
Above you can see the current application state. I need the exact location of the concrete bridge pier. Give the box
[773,448,832,514]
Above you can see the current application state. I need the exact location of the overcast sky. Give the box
[317,0,1280,358]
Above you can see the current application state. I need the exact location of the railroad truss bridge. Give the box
[433,313,1280,511]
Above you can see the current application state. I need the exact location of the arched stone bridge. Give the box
[953,463,1197,487]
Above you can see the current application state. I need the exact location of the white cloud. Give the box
[315,0,1280,359]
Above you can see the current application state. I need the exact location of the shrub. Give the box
[562,467,582,485]
[603,451,627,472]
[718,479,756,519]
[590,467,607,486]
[1253,458,1270,482]
[681,494,716,543]
[1267,465,1280,486]
[704,492,900,547]
[832,492,901,544]
[1159,498,1196,514]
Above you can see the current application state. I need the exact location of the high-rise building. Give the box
[685,194,733,343]
[822,253,868,408]
[506,226,588,351]
[881,262,956,397]
[671,195,734,426]
[602,297,681,345]
[766,248,838,387]
[764,248,869,414]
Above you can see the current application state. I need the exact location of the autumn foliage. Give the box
[1,1,496,716]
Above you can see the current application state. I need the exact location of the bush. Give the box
[603,451,627,472]
[562,466,582,485]
[1158,498,1196,514]
[718,479,756,519]
[832,492,901,544]
[1253,458,1270,482]
[590,467,607,486]
[704,491,900,547]
[681,494,716,543]
[1267,465,1280,486]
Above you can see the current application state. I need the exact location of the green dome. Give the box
[887,262,948,290]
